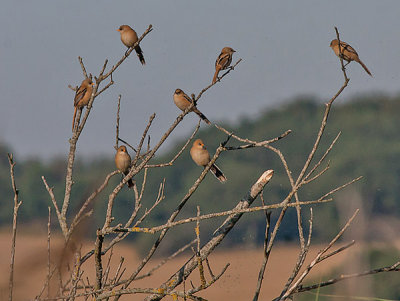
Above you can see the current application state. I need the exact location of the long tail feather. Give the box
[357,59,372,76]
[194,108,211,125]
[212,66,221,84]
[123,172,134,188]
[210,164,227,183]
[72,107,77,131]
[135,46,146,65]
[127,178,134,188]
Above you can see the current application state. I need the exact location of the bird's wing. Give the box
[74,86,87,107]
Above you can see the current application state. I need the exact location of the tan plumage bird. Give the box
[190,139,227,183]
[330,39,372,76]
[72,78,94,131]
[173,89,211,125]
[117,25,146,65]
[115,145,134,188]
[212,47,236,84]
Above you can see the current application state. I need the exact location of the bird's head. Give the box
[118,145,127,153]
[222,47,236,54]
[117,25,130,32]
[174,88,183,95]
[330,39,339,48]
[193,139,206,150]
[82,78,94,87]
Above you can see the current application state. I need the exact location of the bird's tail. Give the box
[356,59,372,76]
[134,46,146,65]
[212,66,221,84]
[193,108,211,125]
[123,172,134,188]
[210,164,227,183]
[72,107,78,131]
[127,178,134,188]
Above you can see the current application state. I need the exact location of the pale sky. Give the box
[1,0,399,159]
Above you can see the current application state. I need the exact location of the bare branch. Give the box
[135,239,198,281]
[277,209,359,300]
[42,176,66,236]
[115,95,121,149]
[145,120,201,168]
[94,231,104,291]
[132,113,157,166]
[302,132,341,184]
[109,198,333,235]
[7,153,23,301]
[294,261,400,294]
[252,209,271,301]
[145,170,274,301]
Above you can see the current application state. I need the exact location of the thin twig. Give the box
[132,113,156,166]
[145,170,274,301]
[69,171,118,239]
[7,153,22,301]
[115,95,121,149]
[252,208,271,301]
[109,197,333,235]
[135,239,198,281]
[277,209,359,300]
[145,120,201,168]
[302,132,341,184]
[195,206,206,289]
[294,260,400,294]
[42,176,66,236]
[47,207,51,298]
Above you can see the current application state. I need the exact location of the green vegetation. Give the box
[2,93,400,253]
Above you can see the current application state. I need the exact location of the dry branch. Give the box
[7,153,22,301]
[144,170,274,301]
[276,209,359,300]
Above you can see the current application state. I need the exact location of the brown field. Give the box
[0,230,363,301]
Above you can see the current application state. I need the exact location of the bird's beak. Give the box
[117,29,121,32]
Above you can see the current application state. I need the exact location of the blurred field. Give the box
[0,231,358,300]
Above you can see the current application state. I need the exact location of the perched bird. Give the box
[115,145,134,188]
[117,25,146,65]
[212,47,236,84]
[330,39,372,76]
[190,139,227,183]
[72,78,94,131]
[173,89,211,125]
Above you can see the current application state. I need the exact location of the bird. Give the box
[173,89,211,125]
[212,47,236,84]
[72,78,94,131]
[115,145,134,188]
[117,25,146,65]
[330,39,372,76]
[190,139,227,183]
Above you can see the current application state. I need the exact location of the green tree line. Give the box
[1,93,399,253]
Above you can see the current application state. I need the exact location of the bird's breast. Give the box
[115,152,131,172]
[190,149,210,166]
[173,95,189,111]
[121,32,138,48]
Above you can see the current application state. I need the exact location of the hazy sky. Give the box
[1,1,399,159]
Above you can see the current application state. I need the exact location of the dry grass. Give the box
[0,230,356,300]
